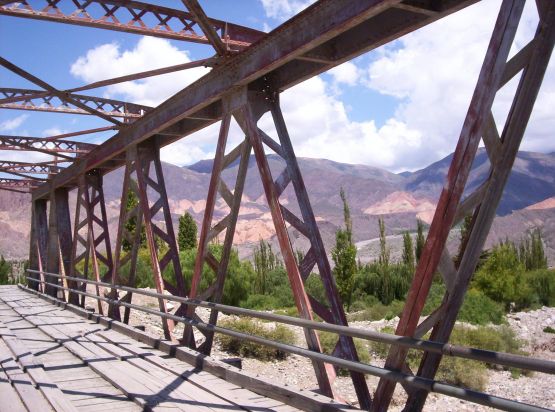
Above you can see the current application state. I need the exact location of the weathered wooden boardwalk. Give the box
[0,285,352,412]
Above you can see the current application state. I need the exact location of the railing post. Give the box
[29,199,47,291]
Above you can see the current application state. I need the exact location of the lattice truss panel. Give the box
[0,0,263,49]
[106,140,186,341]
[68,170,114,314]
[373,1,555,411]
[177,89,373,409]
[0,88,150,118]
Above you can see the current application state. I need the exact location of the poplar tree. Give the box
[415,219,425,262]
[122,188,146,251]
[332,188,357,310]
[178,212,198,251]
[402,231,415,273]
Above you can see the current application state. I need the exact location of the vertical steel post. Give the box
[134,138,186,340]
[46,188,72,298]
[108,153,144,322]
[234,92,337,400]
[29,199,47,291]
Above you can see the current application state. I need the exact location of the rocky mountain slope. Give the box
[0,150,553,264]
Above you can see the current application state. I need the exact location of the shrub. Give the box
[544,326,555,334]
[473,243,532,310]
[370,324,527,392]
[318,331,370,376]
[524,269,555,307]
[217,318,296,361]
[347,300,404,322]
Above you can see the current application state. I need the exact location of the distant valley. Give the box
[1,149,554,265]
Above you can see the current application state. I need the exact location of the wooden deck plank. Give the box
[0,367,28,412]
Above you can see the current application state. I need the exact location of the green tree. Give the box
[332,188,356,310]
[473,243,532,310]
[253,239,281,294]
[402,231,415,273]
[415,219,425,262]
[378,218,390,267]
[0,256,11,285]
[456,215,473,267]
[178,212,198,251]
[122,187,146,252]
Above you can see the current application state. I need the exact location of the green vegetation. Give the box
[472,232,554,311]
[178,212,197,251]
[370,324,526,391]
[216,317,296,360]
[543,326,555,334]
[332,188,357,310]
[319,331,370,375]
[122,187,146,252]
[0,256,11,285]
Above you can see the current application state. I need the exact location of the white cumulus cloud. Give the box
[364,0,554,165]
[70,37,210,107]
[259,0,315,21]
[0,114,28,133]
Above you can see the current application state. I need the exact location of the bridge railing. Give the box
[24,269,554,412]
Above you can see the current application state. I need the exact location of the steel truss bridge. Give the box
[0,0,554,411]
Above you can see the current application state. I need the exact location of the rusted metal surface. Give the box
[268,93,372,409]
[0,178,40,193]
[4,1,554,410]
[0,135,95,160]
[132,140,187,340]
[0,161,61,176]
[28,199,48,291]
[0,0,265,49]
[0,87,149,119]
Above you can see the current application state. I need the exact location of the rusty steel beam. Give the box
[0,161,61,175]
[68,58,217,94]
[45,126,118,141]
[32,0,478,201]
[181,0,227,55]
[0,87,149,119]
[0,135,96,160]
[0,0,265,49]
[29,199,48,291]
[0,57,125,125]
[108,154,144,323]
[0,177,39,193]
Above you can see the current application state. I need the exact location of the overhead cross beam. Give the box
[0,56,128,125]
[0,177,40,193]
[0,87,149,120]
[0,135,96,159]
[0,161,61,179]
[0,0,265,49]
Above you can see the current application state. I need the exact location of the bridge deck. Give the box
[0,285,322,412]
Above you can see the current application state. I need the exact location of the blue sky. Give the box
[0,0,553,174]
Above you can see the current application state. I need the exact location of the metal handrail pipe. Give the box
[25,269,555,375]
[21,277,550,412]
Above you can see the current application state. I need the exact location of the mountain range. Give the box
[1,149,554,265]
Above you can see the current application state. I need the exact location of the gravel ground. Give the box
[84,287,555,411]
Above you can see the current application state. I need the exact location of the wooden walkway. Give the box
[0,285,353,412]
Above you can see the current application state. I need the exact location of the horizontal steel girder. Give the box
[0,161,60,174]
[31,0,478,200]
[0,135,96,157]
[0,88,151,118]
[0,0,265,49]
[0,177,40,193]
